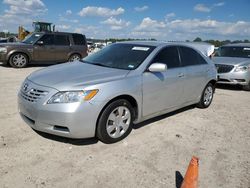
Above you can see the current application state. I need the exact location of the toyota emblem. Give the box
[23,83,29,92]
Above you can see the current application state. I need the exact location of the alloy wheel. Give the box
[204,86,213,106]
[12,54,27,67]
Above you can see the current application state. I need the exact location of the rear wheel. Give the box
[9,53,28,68]
[96,99,134,144]
[197,83,214,108]
[243,82,250,91]
[68,54,81,62]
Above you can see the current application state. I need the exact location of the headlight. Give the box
[0,47,7,53]
[47,90,98,104]
[234,65,250,72]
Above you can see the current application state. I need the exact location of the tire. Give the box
[96,99,135,144]
[68,54,81,62]
[197,83,215,108]
[243,82,250,91]
[9,53,28,68]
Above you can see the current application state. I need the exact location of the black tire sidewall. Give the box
[97,99,134,144]
[198,83,214,108]
[9,53,28,68]
[243,82,250,91]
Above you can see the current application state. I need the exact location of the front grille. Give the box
[215,64,234,73]
[21,88,48,103]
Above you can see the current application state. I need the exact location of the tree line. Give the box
[192,37,249,47]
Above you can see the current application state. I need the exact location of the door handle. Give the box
[178,73,184,78]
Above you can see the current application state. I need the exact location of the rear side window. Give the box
[39,34,54,45]
[54,35,70,46]
[152,46,180,68]
[72,34,86,45]
[180,46,207,66]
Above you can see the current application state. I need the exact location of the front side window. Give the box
[152,46,180,68]
[180,46,207,66]
[38,34,54,45]
[82,43,155,70]
[54,35,70,46]
[22,33,42,44]
[218,46,250,58]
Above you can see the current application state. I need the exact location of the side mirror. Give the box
[36,40,44,45]
[148,63,167,72]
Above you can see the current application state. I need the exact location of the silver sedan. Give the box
[213,43,250,90]
[18,41,217,143]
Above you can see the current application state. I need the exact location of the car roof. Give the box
[33,31,85,36]
[119,40,211,47]
[118,41,214,56]
[222,43,250,47]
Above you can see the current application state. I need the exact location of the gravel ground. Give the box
[0,65,249,188]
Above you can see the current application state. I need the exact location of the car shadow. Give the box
[175,171,184,188]
[133,105,196,130]
[33,129,99,146]
[215,83,243,91]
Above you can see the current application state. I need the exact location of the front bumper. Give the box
[18,80,104,139]
[0,52,8,64]
[217,71,250,85]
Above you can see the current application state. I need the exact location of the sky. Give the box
[0,0,250,41]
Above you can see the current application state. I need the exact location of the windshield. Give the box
[217,46,250,58]
[22,33,42,44]
[82,43,155,70]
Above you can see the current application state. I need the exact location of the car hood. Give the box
[212,57,250,66]
[28,61,130,91]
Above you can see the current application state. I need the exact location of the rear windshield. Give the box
[217,46,250,58]
[82,43,155,70]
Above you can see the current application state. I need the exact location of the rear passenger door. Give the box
[142,46,186,117]
[54,34,70,62]
[179,46,209,102]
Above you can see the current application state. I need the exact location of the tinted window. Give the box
[72,34,86,45]
[152,47,180,68]
[38,34,54,45]
[83,44,155,70]
[180,46,206,66]
[218,46,250,58]
[54,35,70,46]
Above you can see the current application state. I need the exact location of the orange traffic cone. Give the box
[181,156,199,188]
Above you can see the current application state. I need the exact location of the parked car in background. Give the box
[0,32,88,68]
[213,43,250,90]
[18,41,217,143]
[0,36,18,43]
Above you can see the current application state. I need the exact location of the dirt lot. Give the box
[0,65,249,188]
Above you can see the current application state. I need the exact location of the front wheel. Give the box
[9,53,28,68]
[243,82,250,91]
[197,83,214,108]
[96,99,134,144]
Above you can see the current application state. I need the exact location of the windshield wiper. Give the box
[80,60,113,68]
[92,63,110,68]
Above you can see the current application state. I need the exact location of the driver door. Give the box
[33,34,56,62]
[142,46,186,117]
